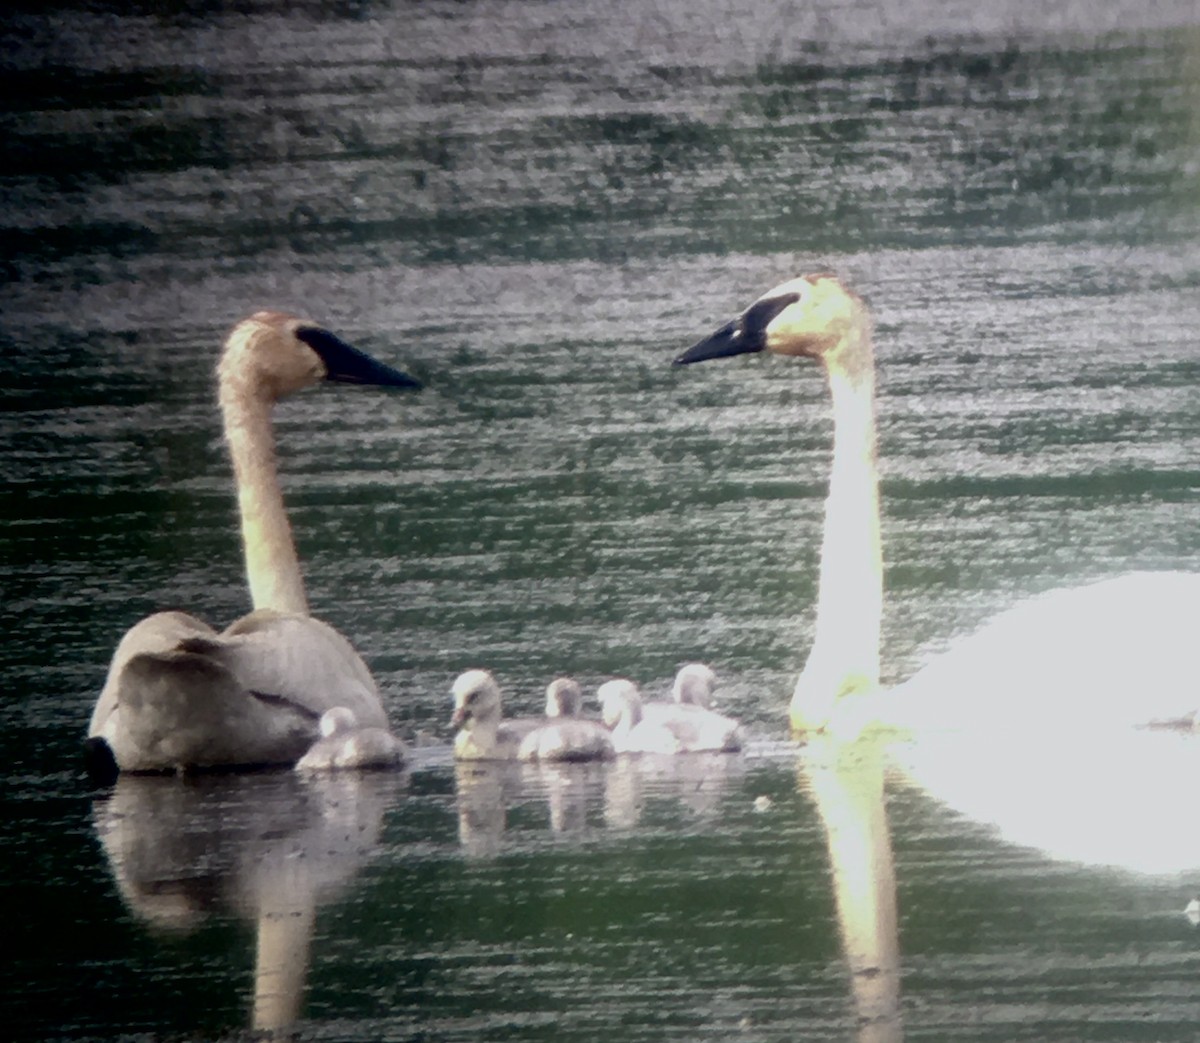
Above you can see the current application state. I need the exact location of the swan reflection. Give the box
[794,721,1200,1043]
[890,726,1200,876]
[798,739,902,1043]
[92,769,403,1030]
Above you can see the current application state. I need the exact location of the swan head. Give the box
[545,677,583,718]
[597,679,644,729]
[672,663,716,707]
[450,669,503,731]
[673,274,868,370]
[219,311,421,402]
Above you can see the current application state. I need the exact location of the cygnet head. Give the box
[450,669,503,731]
[597,679,644,729]
[672,664,717,708]
[218,311,421,404]
[318,706,358,738]
[545,677,584,718]
[673,274,869,372]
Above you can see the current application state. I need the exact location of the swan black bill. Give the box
[672,292,800,366]
[297,326,423,390]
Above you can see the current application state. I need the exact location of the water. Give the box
[2,2,1199,1039]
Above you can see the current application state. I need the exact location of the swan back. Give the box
[888,572,1200,735]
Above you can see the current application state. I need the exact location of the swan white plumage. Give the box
[598,678,742,753]
[675,273,1200,735]
[450,670,614,762]
[85,312,420,780]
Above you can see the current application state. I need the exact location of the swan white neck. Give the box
[791,323,882,732]
[219,383,308,615]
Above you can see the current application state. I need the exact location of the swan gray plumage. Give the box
[598,678,742,753]
[86,312,420,780]
[675,273,1200,735]
[294,707,407,772]
[450,670,614,762]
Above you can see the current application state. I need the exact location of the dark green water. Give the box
[2,2,1199,1040]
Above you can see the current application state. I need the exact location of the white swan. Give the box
[674,273,1200,735]
[450,670,614,762]
[85,312,420,780]
[294,707,407,772]
[598,678,742,753]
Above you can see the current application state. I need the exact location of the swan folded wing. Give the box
[89,611,221,741]
[211,611,388,730]
[114,648,318,771]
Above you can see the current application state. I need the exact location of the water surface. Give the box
[2,2,1199,1040]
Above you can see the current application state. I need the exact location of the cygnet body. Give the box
[599,677,742,754]
[520,677,615,762]
[667,664,743,750]
[672,663,717,707]
[294,707,407,772]
[450,671,613,762]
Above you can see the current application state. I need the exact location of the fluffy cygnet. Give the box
[599,676,742,754]
[450,670,613,762]
[519,676,615,762]
[672,663,717,708]
[294,706,407,772]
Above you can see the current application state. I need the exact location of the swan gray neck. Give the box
[219,378,308,615]
[791,323,882,732]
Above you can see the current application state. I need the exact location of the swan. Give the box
[674,273,1200,735]
[598,678,742,753]
[294,707,407,772]
[450,670,614,762]
[85,312,420,780]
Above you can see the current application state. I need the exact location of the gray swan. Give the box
[86,312,419,780]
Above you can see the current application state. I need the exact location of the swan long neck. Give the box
[792,323,882,732]
[219,383,309,615]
